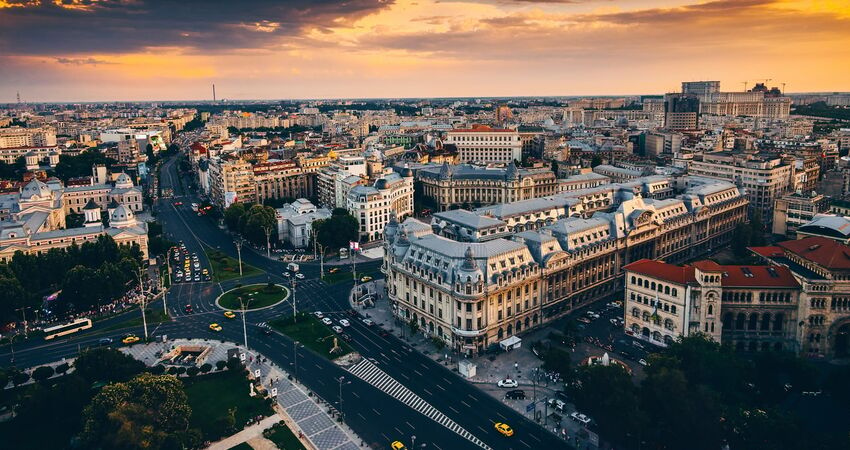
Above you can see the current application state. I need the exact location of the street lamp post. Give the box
[136,266,149,340]
[238,296,249,349]
[234,236,245,276]
[411,435,416,448]
[337,376,350,418]
[289,278,297,322]
[263,225,272,259]
[15,306,30,339]
[292,340,302,380]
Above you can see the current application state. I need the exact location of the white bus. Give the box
[44,318,93,340]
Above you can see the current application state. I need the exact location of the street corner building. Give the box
[381,176,748,356]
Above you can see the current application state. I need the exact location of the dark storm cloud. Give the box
[0,0,394,55]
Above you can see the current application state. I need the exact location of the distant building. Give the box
[663,93,700,130]
[347,169,414,241]
[276,199,331,249]
[794,214,850,244]
[445,125,522,164]
[772,192,829,238]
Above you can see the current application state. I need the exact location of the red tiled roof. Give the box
[777,237,850,270]
[692,260,799,288]
[625,258,799,288]
[749,246,784,258]
[624,259,695,284]
[450,124,514,133]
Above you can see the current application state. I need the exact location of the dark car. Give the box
[98,337,113,346]
[339,333,353,342]
[505,389,526,400]
[184,304,194,314]
[619,350,634,360]
[258,325,272,335]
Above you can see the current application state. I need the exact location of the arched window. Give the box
[723,313,732,330]
[707,304,714,315]
[651,282,656,290]
[672,288,678,297]
[773,313,784,331]
[761,313,771,330]
[631,276,636,284]
[632,308,640,317]
[736,313,746,330]
[664,286,670,295]
[748,314,758,330]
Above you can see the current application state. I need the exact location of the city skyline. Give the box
[1,0,849,102]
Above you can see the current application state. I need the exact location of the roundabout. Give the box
[216,283,290,311]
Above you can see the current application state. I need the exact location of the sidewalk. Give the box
[122,339,365,450]
[207,415,281,450]
[349,279,598,449]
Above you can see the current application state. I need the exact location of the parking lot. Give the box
[170,242,211,284]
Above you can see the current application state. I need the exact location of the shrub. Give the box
[216,360,227,371]
[12,371,30,386]
[226,357,243,372]
[150,365,166,375]
[167,366,179,375]
[55,363,70,375]
[32,366,55,383]
[200,363,212,373]
[187,367,200,377]
[176,367,187,375]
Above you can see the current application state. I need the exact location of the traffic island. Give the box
[217,283,289,311]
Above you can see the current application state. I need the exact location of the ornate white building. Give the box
[0,178,148,262]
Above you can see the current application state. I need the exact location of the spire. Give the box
[439,161,452,180]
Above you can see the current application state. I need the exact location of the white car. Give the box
[283,272,291,278]
[362,318,374,326]
[295,273,305,279]
[332,325,343,333]
[570,412,592,425]
[586,311,600,319]
[339,319,350,327]
[497,379,519,388]
[638,358,649,367]
[314,311,324,318]
[321,318,333,326]
[632,341,645,349]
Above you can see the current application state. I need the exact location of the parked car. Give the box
[362,318,374,326]
[505,389,526,400]
[570,412,592,425]
[321,318,333,326]
[497,379,519,388]
[314,311,324,318]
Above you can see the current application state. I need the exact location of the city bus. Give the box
[44,318,93,340]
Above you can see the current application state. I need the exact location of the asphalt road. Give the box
[0,153,570,450]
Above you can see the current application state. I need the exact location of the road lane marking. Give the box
[406,421,415,430]
[449,406,460,414]
[461,400,471,408]
[519,439,531,448]
[422,388,433,396]
[529,433,542,442]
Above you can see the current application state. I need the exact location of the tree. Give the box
[0,275,28,323]
[12,371,30,386]
[54,151,117,182]
[32,365,55,383]
[55,362,69,375]
[73,347,145,384]
[79,373,191,450]
[224,202,247,232]
[200,363,212,373]
[571,364,643,446]
[590,154,603,167]
[216,360,227,371]
[542,347,572,380]
[314,210,359,251]
[226,357,244,372]
[241,204,277,246]
[732,222,754,258]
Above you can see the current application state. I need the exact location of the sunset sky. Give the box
[1,0,848,102]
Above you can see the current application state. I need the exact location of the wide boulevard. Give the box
[0,153,570,450]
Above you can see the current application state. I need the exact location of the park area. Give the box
[219,284,288,310]
[183,369,274,442]
[269,313,353,359]
[206,247,263,281]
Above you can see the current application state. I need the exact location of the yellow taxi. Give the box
[209,323,223,332]
[122,335,140,345]
[494,422,514,437]
[390,441,406,450]
[224,311,237,319]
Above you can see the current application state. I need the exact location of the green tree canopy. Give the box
[314,210,359,251]
[73,347,146,385]
[79,373,191,450]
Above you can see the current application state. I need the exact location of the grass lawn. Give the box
[183,370,274,442]
[100,309,170,332]
[269,313,353,359]
[227,443,253,450]
[205,247,263,282]
[264,421,306,450]
[219,284,288,310]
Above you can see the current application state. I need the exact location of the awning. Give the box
[499,336,522,350]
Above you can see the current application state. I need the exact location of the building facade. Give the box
[383,181,748,356]
[624,259,801,351]
[347,169,414,241]
[445,125,522,164]
[772,192,829,238]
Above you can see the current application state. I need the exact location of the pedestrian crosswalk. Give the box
[348,359,492,450]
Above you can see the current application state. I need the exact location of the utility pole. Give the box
[15,307,29,339]
[234,236,245,276]
[263,225,272,259]
[239,296,249,349]
[290,278,297,323]
[137,266,149,340]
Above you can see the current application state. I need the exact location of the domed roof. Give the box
[20,179,52,201]
[109,204,136,227]
[375,178,388,190]
[114,172,133,188]
[401,167,414,178]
